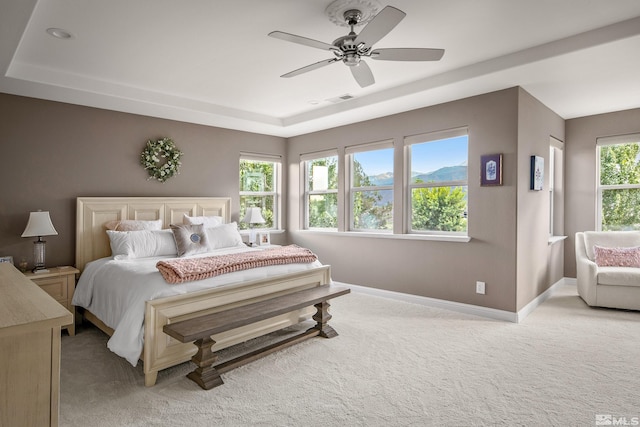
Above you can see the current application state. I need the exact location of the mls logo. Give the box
[596,415,613,426]
[597,414,640,426]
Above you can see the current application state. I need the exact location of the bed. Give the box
[74,196,331,386]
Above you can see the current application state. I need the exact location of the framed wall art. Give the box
[480,154,503,186]
[530,155,544,191]
[257,231,271,246]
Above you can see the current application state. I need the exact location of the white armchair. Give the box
[575,231,640,310]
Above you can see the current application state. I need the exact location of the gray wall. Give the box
[0,87,571,313]
[564,107,640,277]
[515,89,565,310]
[0,93,287,269]
[287,87,564,312]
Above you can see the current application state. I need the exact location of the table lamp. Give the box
[241,207,265,246]
[21,210,58,273]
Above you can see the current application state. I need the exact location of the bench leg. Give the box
[310,301,339,338]
[187,337,224,390]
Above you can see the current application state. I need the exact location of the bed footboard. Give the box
[143,265,331,386]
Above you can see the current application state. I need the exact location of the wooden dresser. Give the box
[0,263,72,427]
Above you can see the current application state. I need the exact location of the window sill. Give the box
[548,235,567,245]
[294,229,471,243]
[240,229,285,236]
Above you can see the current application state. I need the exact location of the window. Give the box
[549,138,564,236]
[298,128,471,241]
[597,134,640,231]
[302,151,338,229]
[239,154,281,230]
[346,141,394,231]
[405,129,468,234]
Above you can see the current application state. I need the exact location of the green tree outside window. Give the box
[240,159,276,229]
[307,157,338,229]
[599,142,640,231]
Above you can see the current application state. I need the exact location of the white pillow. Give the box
[205,222,244,250]
[183,214,223,228]
[104,219,162,231]
[107,229,178,260]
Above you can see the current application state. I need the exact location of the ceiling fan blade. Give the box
[354,6,406,48]
[370,48,445,61]
[268,31,338,52]
[350,61,375,88]
[281,58,339,78]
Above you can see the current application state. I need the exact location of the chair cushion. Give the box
[583,231,640,261]
[598,267,640,287]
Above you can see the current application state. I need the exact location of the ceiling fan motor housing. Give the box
[331,34,367,66]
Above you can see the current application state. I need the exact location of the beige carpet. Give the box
[60,284,640,426]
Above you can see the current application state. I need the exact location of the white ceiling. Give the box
[2,0,640,138]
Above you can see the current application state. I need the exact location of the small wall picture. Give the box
[257,231,270,246]
[480,154,503,186]
[0,256,14,265]
[530,155,544,191]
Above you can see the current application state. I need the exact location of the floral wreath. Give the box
[140,137,183,183]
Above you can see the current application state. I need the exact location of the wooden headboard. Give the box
[76,197,231,272]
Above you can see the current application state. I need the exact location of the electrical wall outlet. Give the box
[476,281,486,295]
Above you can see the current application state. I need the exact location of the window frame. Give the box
[239,153,282,231]
[301,150,339,231]
[404,128,469,236]
[596,133,640,231]
[346,140,395,233]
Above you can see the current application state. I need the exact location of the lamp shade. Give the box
[241,207,266,225]
[21,211,58,238]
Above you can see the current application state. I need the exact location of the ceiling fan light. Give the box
[344,54,361,66]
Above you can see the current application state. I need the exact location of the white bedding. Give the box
[72,245,323,366]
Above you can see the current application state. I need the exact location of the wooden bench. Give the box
[163,284,350,390]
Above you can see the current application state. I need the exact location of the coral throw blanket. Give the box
[156,245,318,284]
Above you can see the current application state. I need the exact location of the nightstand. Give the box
[253,244,281,250]
[23,266,79,335]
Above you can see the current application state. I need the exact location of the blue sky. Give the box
[355,135,468,175]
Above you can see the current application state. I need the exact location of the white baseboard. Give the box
[515,278,570,322]
[336,278,572,323]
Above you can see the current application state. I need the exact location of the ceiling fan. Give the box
[268,5,444,88]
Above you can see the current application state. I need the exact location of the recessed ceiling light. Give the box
[46,28,73,39]
[308,100,321,105]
